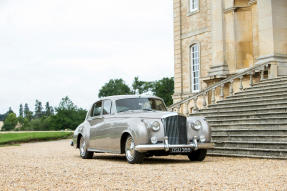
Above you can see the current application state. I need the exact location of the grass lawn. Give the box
[0,131,73,145]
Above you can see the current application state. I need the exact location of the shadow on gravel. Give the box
[93,154,192,164]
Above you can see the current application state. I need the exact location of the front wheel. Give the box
[187,149,207,161]
[125,135,144,164]
[79,136,94,159]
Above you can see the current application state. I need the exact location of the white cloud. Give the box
[0,0,174,114]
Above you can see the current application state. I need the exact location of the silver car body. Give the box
[72,95,213,154]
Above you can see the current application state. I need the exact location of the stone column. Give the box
[173,0,183,99]
[257,0,287,77]
[208,0,229,77]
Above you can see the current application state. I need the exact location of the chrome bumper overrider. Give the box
[135,138,214,152]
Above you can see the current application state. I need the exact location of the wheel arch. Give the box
[120,132,132,154]
[77,133,83,149]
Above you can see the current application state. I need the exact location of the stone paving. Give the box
[0,139,286,191]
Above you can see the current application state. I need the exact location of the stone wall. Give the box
[0,121,4,131]
[173,0,287,107]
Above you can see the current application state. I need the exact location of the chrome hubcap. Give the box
[125,136,135,161]
[80,137,86,157]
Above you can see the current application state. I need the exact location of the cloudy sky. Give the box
[0,0,174,114]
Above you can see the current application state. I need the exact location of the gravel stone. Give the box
[0,140,286,191]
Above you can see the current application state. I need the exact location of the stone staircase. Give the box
[192,76,287,159]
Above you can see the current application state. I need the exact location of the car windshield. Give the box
[116,98,167,113]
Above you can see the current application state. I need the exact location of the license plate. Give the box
[170,147,191,153]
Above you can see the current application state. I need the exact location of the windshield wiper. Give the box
[117,110,134,113]
[142,108,153,111]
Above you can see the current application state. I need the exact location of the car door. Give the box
[88,101,104,149]
[102,99,126,153]
[93,99,114,151]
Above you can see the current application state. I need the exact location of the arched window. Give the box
[189,0,199,13]
[190,43,200,92]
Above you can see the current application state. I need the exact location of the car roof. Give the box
[98,94,163,102]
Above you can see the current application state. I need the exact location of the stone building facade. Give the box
[173,0,287,112]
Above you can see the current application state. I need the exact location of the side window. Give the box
[91,101,102,117]
[103,100,112,115]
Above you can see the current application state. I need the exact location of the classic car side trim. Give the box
[135,138,214,152]
[87,148,121,154]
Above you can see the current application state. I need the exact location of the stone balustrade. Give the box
[169,61,272,115]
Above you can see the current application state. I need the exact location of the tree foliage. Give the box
[132,77,153,94]
[34,100,43,118]
[3,113,18,131]
[13,97,86,131]
[48,96,86,130]
[24,103,33,120]
[45,102,54,116]
[98,79,132,97]
[19,104,23,118]
[152,77,174,106]
[99,77,174,106]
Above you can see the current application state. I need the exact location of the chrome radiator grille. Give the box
[163,115,187,144]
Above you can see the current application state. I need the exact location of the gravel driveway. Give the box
[0,140,286,191]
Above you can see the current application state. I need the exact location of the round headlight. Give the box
[193,120,202,130]
[151,121,160,132]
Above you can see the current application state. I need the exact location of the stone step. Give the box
[209,97,287,108]
[212,129,287,136]
[209,118,287,126]
[212,135,287,142]
[210,124,287,129]
[212,126,287,131]
[259,76,287,83]
[213,141,287,150]
[208,117,287,124]
[205,112,287,120]
[218,92,287,104]
[207,152,287,159]
[191,76,287,159]
[236,84,287,95]
[207,148,287,159]
[252,80,287,89]
[192,107,287,117]
[203,102,287,112]
[243,84,287,92]
[253,78,287,87]
[226,88,287,99]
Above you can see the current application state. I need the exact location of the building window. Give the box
[190,43,200,92]
[189,0,199,13]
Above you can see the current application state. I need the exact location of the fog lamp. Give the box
[151,136,158,144]
[200,135,206,142]
[193,120,202,130]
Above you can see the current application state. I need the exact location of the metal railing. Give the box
[168,61,272,114]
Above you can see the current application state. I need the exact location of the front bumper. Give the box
[135,137,214,152]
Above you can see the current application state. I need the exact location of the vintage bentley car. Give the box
[71,95,213,164]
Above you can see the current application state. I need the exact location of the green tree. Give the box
[48,96,87,130]
[34,100,43,118]
[24,103,33,120]
[2,113,18,131]
[132,77,154,94]
[19,104,24,118]
[45,102,54,116]
[98,79,132,97]
[152,77,174,106]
